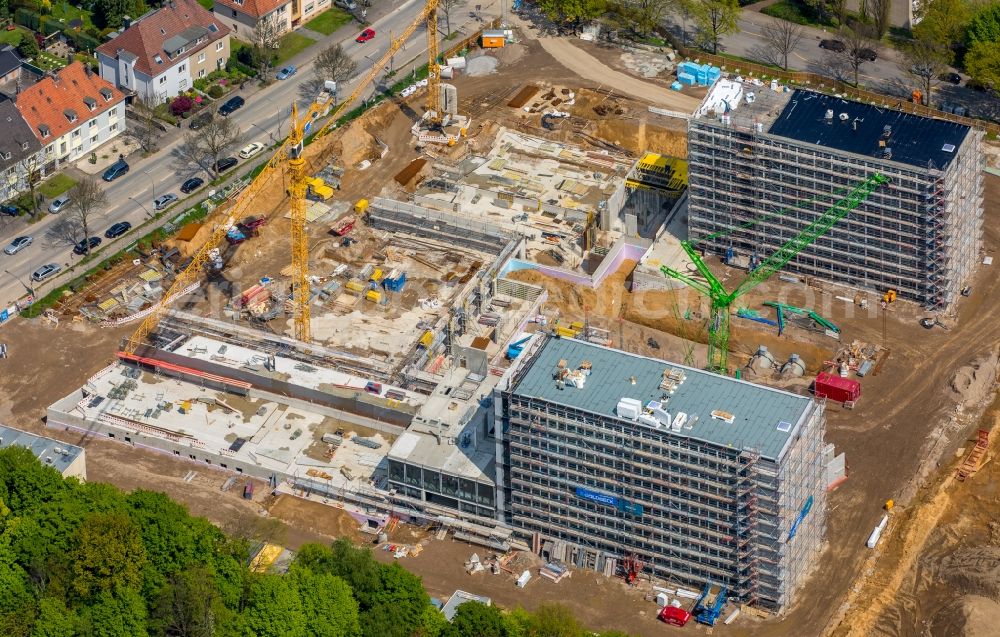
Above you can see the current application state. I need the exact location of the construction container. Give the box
[370,268,384,282]
[243,482,254,500]
[481,29,506,48]
[554,326,578,338]
[366,289,382,303]
[346,281,366,293]
[814,372,861,403]
[419,330,434,347]
[355,199,369,214]
[384,271,406,292]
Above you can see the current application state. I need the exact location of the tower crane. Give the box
[660,173,888,373]
[123,0,445,354]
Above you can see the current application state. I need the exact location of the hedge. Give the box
[67,30,100,52]
[41,17,63,37]
[15,8,40,31]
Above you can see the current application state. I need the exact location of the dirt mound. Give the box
[949,349,1000,406]
[940,547,1000,597]
[591,118,686,157]
[960,596,1000,637]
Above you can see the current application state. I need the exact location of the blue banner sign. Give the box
[575,487,617,507]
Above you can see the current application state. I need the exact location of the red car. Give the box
[356,28,375,43]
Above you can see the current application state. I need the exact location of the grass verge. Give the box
[275,32,316,65]
[761,0,835,27]
[38,174,77,199]
[303,8,353,35]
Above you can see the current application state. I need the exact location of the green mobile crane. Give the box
[661,173,888,373]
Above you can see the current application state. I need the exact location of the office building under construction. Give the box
[495,336,827,612]
[687,82,983,309]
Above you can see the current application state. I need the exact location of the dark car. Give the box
[102,159,129,182]
[180,177,204,194]
[72,236,102,255]
[940,72,962,85]
[1,203,18,216]
[819,39,845,52]
[214,157,238,173]
[218,96,245,116]
[105,222,132,239]
[859,47,877,61]
[189,111,213,130]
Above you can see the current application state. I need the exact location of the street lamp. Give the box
[129,195,153,219]
[250,121,273,143]
[144,169,156,205]
[3,269,34,297]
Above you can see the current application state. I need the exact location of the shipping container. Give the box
[481,29,506,47]
[814,372,861,403]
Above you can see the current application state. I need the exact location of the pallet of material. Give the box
[539,562,570,583]
[508,85,540,109]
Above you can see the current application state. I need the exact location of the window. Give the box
[198,52,206,63]
[159,76,167,84]
[89,120,96,128]
[198,69,206,78]
[217,41,225,51]
[178,64,186,73]
[72,130,80,138]
[91,135,98,144]
[231,9,237,16]
[179,79,188,89]
[111,123,117,132]
[154,55,163,64]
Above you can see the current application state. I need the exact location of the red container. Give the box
[814,372,861,403]
[659,606,692,626]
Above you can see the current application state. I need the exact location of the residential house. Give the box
[213,0,331,39]
[97,0,231,102]
[0,46,23,85]
[0,99,45,204]
[16,62,127,170]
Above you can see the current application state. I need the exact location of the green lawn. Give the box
[196,0,214,9]
[274,32,316,65]
[49,1,95,31]
[0,27,28,46]
[761,0,836,27]
[34,51,68,71]
[303,8,353,35]
[38,174,77,199]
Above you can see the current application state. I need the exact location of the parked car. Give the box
[214,157,238,173]
[940,72,962,85]
[1,203,18,216]
[102,159,130,182]
[48,195,71,214]
[3,236,32,255]
[218,96,245,116]
[154,193,178,210]
[859,47,877,61]
[72,236,102,255]
[105,222,132,239]
[276,65,297,80]
[239,142,265,159]
[31,263,61,282]
[180,177,204,194]
[356,28,376,43]
[189,111,213,130]
[335,0,358,9]
[819,39,845,52]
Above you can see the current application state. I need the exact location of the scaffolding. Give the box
[687,89,984,310]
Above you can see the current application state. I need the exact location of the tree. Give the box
[242,574,305,637]
[249,15,282,80]
[125,97,161,155]
[182,116,241,180]
[899,40,950,105]
[912,0,972,51]
[964,40,1000,89]
[151,566,227,637]
[527,604,583,637]
[30,597,78,637]
[536,0,607,30]
[13,154,44,217]
[290,568,361,637]
[629,0,673,35]
[838,26,876,86]
[170,95,194,117]
[966,2,1000,45]
[66,177,108,257]
[93,0,145,29]
[758,17,804,70]
[865,0,891,39]
[17,34,39,59]
[450,602,507,637]
[438,0,461,35]
[79,589,148,637]
[692,0,740,54]
[313,43,357,103]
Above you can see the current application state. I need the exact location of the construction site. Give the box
[3,4,999,636]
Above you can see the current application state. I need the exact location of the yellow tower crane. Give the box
[123,0,444,354]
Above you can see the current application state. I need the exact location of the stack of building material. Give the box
[676,61,722,86]
[539,562,570,583]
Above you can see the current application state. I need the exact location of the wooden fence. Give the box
[660,34,1000,136]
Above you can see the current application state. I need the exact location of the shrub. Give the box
[66,30,100,52]
[193,78,208,91]
[207,84,225,98]
[169,95,194,116]
[15,8,40,31]
[17,34,40,59]
[41,17,63,36]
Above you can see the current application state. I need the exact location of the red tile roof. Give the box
[16,62,126,143]
[214,0,288,20]
[96,0,231,77]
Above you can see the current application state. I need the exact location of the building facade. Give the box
[496,336,828,612]
[16,62,127,169]
[213,0,332,39]
[0,425,87,480]
[686,83,983,310]
[97,0,231,102]
[0,100,45,205]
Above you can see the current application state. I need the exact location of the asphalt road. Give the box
[0,0,495,311]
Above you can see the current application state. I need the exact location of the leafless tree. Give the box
[838,27,877,86]
[438,0,462,35]
[865,0,892,39]
[630,0,674,35]
[249,15,283,81]
[67,177,108,256]
[182,116,242,180]
[15,153,45,218]
[758,18,804,70]
[124,96,161,154]
[313,43,357,104]
[899,40,950,106]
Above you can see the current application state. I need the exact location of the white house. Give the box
[16,62,128,168]
[97,0,232,102]
[0,99,46,204]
